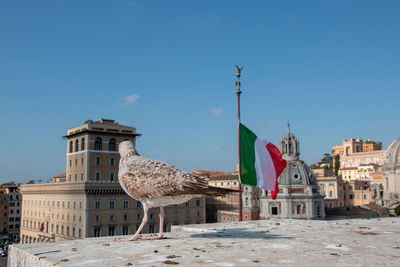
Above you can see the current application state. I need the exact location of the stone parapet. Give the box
[9,218,400,266]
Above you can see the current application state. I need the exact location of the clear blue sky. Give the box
[0,0,399,184]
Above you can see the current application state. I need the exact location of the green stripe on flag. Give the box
[240,123,257,186]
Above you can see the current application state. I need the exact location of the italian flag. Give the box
[240,123,287,199]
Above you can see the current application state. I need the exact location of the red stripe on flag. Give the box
[266,143,287,200]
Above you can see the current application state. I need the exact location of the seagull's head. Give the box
[119,140,139,159]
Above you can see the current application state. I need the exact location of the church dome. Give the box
[278,124,316,185]
[384,137,400,169]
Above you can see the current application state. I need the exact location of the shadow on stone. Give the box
[190,228,294,239]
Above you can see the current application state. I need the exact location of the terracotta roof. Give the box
[54,173,66,178]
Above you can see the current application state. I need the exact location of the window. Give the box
[69,141,73,153]
[350,194,353,199]
[124,214,128,221]
[81,158,84,165]
[96,157,101,165]
[79,228,82,238]
[363,194,367,200]
[122,226,129,235]
[79,201,82,209]
[96,172,101,181]
[94,227,101,237]
[81,138,85,150]
[95,137,102,150]
[81,173,84,180]
[75,140,79,152]
[74,174,77,181]
[108,226,115,236]
[185,201,189,207]
[123,200,129,209]
[149,224,155,233]
[329,191,333,197]
[110,215,115,221]
[109,138,116,151]
[110,158,115,166]
[137,201,142,208]
[109,200,115,209]
[110,172,114,181]
[271,207,278,215]
[196,199,201,206]
[95,201,101,209]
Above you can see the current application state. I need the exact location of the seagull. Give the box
[118,140,236,241]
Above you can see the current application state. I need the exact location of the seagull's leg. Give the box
[118,204,148,241]
[140,206,167,240]
[158,206,165,239]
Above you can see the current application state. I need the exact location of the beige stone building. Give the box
[20,119,205,243]
[195,170,260,223]
[316,176,344,208]
[333,138,385,169]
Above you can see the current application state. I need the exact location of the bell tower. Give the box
[279,122,300,160]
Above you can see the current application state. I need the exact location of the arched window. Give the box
[81,138,85,150]
[95,137,102,150]
[75,140,79,152]
[109,138,116,151]
[69,141,73,153]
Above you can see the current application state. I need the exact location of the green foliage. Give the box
[334,154,340,176]
[395,205,400,216]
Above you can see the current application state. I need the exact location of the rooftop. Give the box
[9,217,400,266]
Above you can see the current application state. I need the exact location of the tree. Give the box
[334,154,340,176]
[395,205,400,216]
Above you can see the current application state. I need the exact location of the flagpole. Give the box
[235,65,243,222]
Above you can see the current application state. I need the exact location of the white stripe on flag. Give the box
[254,138,276,190]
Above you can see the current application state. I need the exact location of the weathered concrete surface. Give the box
[9,217,400,266]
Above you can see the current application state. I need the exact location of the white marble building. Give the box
[383,137,400,211]
[260,125,325,219]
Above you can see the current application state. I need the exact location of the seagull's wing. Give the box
[121,156,209,199]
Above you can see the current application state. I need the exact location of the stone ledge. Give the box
[9,217,400,266]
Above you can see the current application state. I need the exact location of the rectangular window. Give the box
[94,227,101,237]
[108,226,115,236]
[363,194,367,199]
[110,158,115,166]
[95,201,101,209]
[109,200,115,209]
[79,201,82,209]
[75,159,78,166]
[271,207,278,215]
[96,172,101,181]
[137,201,142,208]
[350,194,353,199]
[79,228,82,238]
[96,157,101,165]
[123,200,129,209]
[110,215,115,222]
[122,226,129,235]
[110,173,114,181]
[81,158,84,165]
[196,199,201,206]
[329,191,333,197]
[81,173,84,180]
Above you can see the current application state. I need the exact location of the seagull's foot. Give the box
[140,234,168,240]
[115,235,140,242]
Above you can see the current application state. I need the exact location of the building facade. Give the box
[382,137,400,211]
[316,176,344,208]
[20,119,205,243]
[0,185,22,242]
[260,126,325,219]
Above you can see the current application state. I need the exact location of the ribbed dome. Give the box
[384,138,400,168]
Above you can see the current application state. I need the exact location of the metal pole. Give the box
[235,65,243,222]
